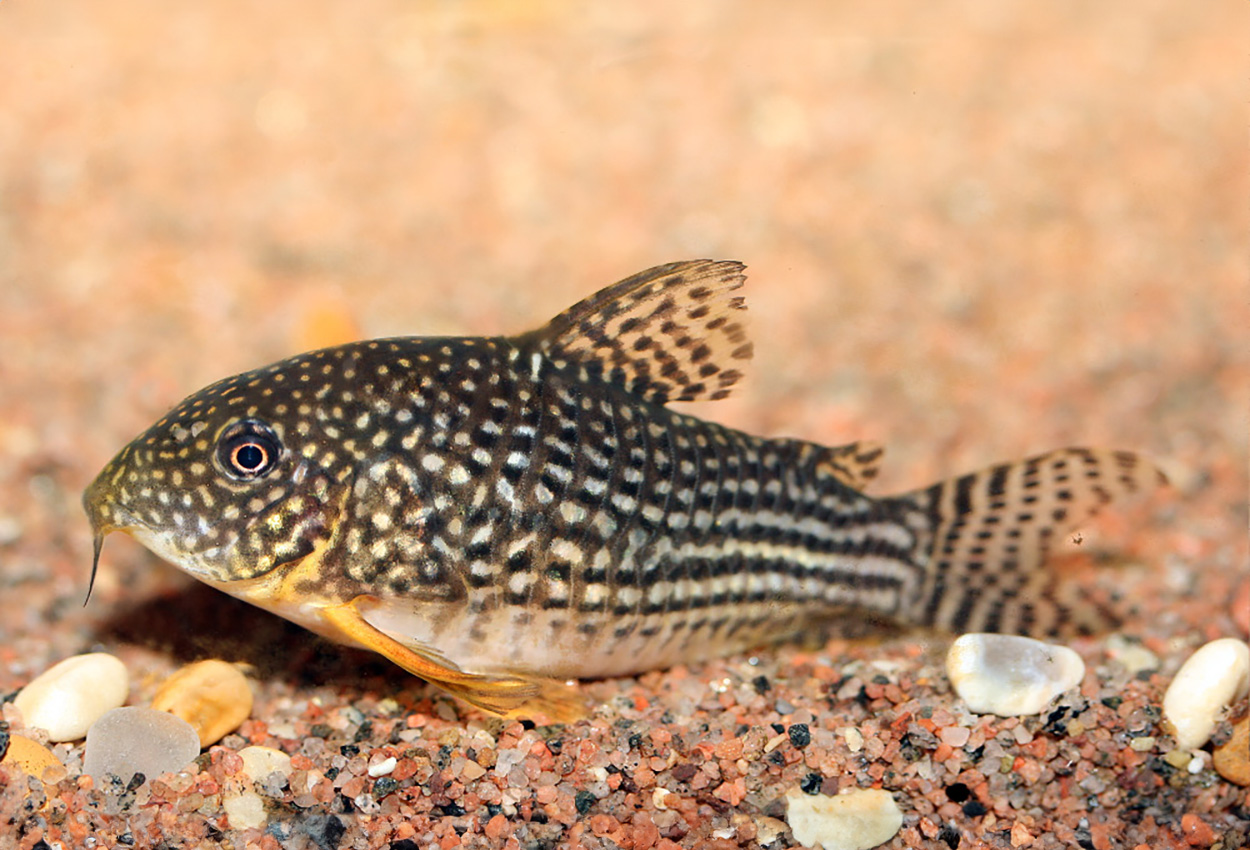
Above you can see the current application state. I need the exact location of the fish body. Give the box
[84,261,1162,718]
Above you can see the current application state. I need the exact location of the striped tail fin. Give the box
[899,448,1166,636]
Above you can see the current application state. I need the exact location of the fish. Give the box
[83,260,1164,720]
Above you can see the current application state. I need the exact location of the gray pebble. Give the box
[84,707,201,786]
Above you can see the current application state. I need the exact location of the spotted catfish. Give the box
[83,261,1163,719]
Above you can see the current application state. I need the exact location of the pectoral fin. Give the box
[320,597,589,722]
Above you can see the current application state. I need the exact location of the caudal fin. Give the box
[900,448,1166,637]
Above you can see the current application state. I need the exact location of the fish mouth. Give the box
[82,490,220,596]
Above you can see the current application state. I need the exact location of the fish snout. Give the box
[83,462,141,541]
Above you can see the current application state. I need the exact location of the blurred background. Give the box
[0,1,1245,649]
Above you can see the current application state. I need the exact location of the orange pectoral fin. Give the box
[320,597,590,723]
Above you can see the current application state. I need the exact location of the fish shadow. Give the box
[97,581,400,692]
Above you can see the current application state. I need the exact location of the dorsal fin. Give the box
[522,260,753,404]
[815,441,886,491]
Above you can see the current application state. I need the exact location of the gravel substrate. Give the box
[1,2,1245,849]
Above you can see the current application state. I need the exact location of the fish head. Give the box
[84,361,355,592]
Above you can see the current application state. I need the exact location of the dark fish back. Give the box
[350,334,931,674]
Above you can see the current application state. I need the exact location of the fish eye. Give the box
[215,420,282,480]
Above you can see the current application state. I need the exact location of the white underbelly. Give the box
[358,596,800,680]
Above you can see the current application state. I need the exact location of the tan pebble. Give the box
[1161,638,1250,750]
[15,653,129,742]
[1163,748,1193,770]
[1,734,62,781]
[1212,717,1250,786]
[151,660,253,748]
[222,789,268,830]
[238,746,293,783]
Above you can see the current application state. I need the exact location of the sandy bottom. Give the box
[1,2,1245,848]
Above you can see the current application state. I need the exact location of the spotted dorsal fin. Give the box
[815,441,886,491]
[523,260,753,404]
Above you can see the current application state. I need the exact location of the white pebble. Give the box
[222,790,268,830]
[367,756,398,778]
[840,727,865,753]
[238,746,293,783]
[1162,637,1250,750]
[1105,634,1160,674]
[946,634,1085,717]
[785,788,903,850]
[83,707,201,786]
[15,653,129,742]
